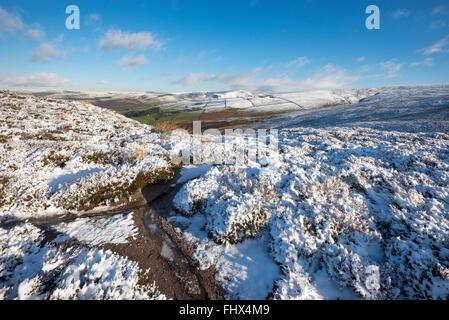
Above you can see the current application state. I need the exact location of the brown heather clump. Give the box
[218,208,268,245]
[41,152,70,168]
[81,151,123,166]
[152,121,185,133]
[0,176,10,207]
[63,167,175,211]
[0,134,10,144]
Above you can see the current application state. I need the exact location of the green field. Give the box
[132,109,204,125]
[118,104,204,125]
[87,98,204,126]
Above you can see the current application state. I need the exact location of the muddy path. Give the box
[103,175,225,300]
[0,170,225,300]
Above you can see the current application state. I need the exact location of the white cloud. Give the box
[31,36,66,63]
[356,57,366,62]
[294,64,360,89]
[379,59,403,78]
[0,8,25,33]
[431,5,446,15]
[0,72,70,87]
[419,35,449,55]
[430,20,447,29]
[0,7,44,39]
[175,67,264,87]
[410,57,434,67]
[85,13,101,25]
[393,9,411,19]
[286,56,310,68]
[99,29,162,53]
[197,49,217,59]
[117,54,148,72]
[358,59,403,79]
[175,72,208,86]
[175,64,359,91]
[24,27,45,40]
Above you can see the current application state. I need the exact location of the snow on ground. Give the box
[276,89,372,109]
[174,165,213,185]
[271,85,449,133]
[53,213,137,246]
[174,127,449,299]
[0,90,173,219]
[2,85,449,300]
[0,222,165,300]
[169,214,280,300]
[172,85,449,299]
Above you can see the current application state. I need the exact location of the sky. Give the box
[0,0,448,93]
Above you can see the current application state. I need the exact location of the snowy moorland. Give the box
[16,87,375,115]
[0,90,173,218]
[1,85,449,300]
[172,85,449,299]
[0,220,165,300]
[154,88,374,115]
[0,90,176,299]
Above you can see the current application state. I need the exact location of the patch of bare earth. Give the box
[1,171,225,300]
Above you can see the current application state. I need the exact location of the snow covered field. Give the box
[1,85,449,300]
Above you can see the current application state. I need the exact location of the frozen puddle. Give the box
[53,212,137,246]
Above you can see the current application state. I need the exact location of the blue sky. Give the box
[0,0,448,92]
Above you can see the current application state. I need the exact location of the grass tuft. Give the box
[41,152,70,168]
[0,176,10,207]
[81,151,123,166]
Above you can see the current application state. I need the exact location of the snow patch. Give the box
[53,213,137,245]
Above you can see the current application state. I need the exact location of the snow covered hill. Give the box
[0,90,173,219]
[0,221,166,300]
[0,91,178,299]
[265,85,449,133]
[14,88,374,114]
[1,85,449,300]
[0,91,175,300]
[171,85,449,299]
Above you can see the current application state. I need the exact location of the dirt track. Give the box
[102,177,225,299]
[0,171,225,300]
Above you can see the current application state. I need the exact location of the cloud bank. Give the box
[0,7,44,39]
[117,54,149,72]
[99,29,162,53]
[0,72,70,87]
